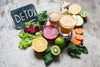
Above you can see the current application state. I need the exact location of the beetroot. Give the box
[35,26,39,32]
[24,28,30,33]
[43,25,59,40]
[29,25,33,30]
[30,28,35,34]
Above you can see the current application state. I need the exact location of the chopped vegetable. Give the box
[34,26,39,32]
[75,28,83,35]
[72,38,81,45]
[43,48,53,64]
[18,22,42,49]
[38,11,48,25]
[75,34,83,41]
[24,28,30,33]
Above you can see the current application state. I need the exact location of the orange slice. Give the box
[69,4,81,14]
[32,37,48,52]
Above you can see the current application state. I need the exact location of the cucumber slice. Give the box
[80,11,88,18]
[73,15,84,27]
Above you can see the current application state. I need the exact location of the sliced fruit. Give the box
[80,11,88,18]
[75,34,83,41]
[72,38,81,45]
[75,28,83,35]
[55,37,65,48]
[73,15,84,27]
[24,28,29,33]
[51,45,61,56]
[34,26,39,32]
[43,25,59,40]
[69,4,81,14]
[32,37,48,52]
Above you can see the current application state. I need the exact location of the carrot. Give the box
[72,38,81,45]
[75,28,83,35]
[75,34,83,41]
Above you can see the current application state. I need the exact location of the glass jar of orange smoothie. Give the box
[59,15,77,36]
[49,11,61,27]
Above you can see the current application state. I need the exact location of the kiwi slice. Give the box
[80,11,88,18]
[51,45,61,56]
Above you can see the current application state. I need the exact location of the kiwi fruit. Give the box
[80,11,88,18]
[51,45,61,56]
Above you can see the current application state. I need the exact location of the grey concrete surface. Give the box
[0,0,100,67]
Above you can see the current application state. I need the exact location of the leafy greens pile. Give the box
[67,41,88,56]
[18,22,42,49]
[43,48,53,64]
[38,11,48,25]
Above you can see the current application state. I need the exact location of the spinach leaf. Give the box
[43,48,53,64]
[67,42,81,56]
[38,11,48,25]
[76,45,88,54]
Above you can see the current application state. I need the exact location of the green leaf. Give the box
[67,42,81,56]
[19,29,25,38]
[76,45,88,54]
[43,48,53,64]
[38,11,48,25]
[25,22,37,28]
[25,22,31,28]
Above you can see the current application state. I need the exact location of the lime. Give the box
[55,37,65,48]
[73,15,84,27]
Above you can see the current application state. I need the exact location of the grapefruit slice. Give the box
[69,4,81,14]
[32,37,48,52]
[43,25,59,40]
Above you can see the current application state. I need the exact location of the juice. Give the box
[59,15,77,34]
[49,11,61,27]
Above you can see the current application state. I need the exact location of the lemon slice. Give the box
[32,37,48,52]
[69,4,81,14]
